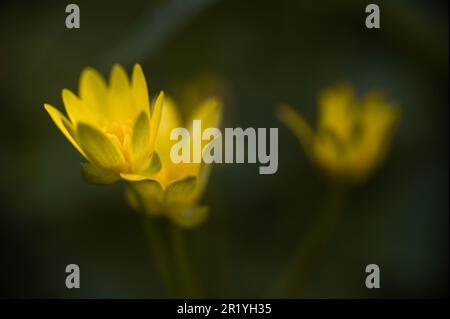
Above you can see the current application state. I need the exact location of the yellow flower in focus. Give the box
[44,64,164,184]
[125,97,222,228]
[277,84,399,185]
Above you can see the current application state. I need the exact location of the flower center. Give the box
[103,120,133,145]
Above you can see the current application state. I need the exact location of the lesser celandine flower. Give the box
[271,84,399,297]
[126,97,222,228]
[44,64,164,184]
[277,83,399,185]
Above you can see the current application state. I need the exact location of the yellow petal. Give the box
[149,91,164,151]
[120,173,148,182]
[348,92,399,179]
[153,97,221,188]
[196,133,222,196]
[44,103,87,158]
[360,92,399,144]
[77,122,126,171]
[187,98,222,178]
[140,152,162,176]
[80,162,120,184]
[318,83,356,142]
[131,64,150,117]
[79,67,108,123]
[109,64,133,120]
[313,131,343,175]
[155,97,182,162]
[276,104,314,157]
[131,111,151,166]
[110,64,129,92]
[62,89,85,124]
[120,151,161,181]
[188,98,222,139]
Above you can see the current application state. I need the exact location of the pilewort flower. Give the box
[277,83,399,185]
[125,97,222,228]
[44,64,164,184]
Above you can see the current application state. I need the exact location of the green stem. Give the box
[131,183,177,297]
[269,185,348,298]
[143,217,178,298]
[169,224,203,298]
[130,183,202,297]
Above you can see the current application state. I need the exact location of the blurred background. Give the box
[0,0,448,298]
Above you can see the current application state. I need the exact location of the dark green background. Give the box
[0,0,448,298]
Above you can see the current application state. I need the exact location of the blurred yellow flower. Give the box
[126,97,222,228]
[44,64,164,184]
[277,83,399,184]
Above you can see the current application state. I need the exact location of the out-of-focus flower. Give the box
[177,73,233,115]
[277,83,399,185]
[44,64,164,184]
[126,97,222,228]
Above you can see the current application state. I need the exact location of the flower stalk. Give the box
[270,184,348,297]
[142,217,179,298]
[169,224,203,298]
[272,83,399,297]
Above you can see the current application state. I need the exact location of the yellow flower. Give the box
[277,83,399,185]
[44,64,164,184]
[125,96,222,228]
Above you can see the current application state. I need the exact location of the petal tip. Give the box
[43,103,53,111]
[133,63,143,73]
[61,88,75,101]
